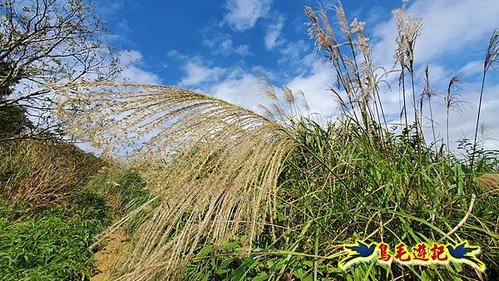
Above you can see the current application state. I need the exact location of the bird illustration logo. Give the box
[446,241,485,271]
[339,240,377,270]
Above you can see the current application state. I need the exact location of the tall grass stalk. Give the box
[445,76,460,154]
[421,65,437,145]
[471,29,498,170]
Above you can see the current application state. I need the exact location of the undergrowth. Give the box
[184,120,499,280]
[0,140,152,280]
[0,192,111,281]
[85,168,153,234]
[0,139,103,206]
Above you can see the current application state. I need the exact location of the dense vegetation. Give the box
[0,140,153,280]
[0,192,110,280]
[0,140,109,280]
[184,121,499,280]
[0,1,497,281]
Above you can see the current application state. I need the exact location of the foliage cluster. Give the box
[0,0,120,139]
[0,139,157,280]
[85,168,153,234]
[185,120,498,280]
[0,192,111,281]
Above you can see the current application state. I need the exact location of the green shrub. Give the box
[0,192,111,281]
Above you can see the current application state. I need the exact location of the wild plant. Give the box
[48,1,499,280]
[471,29,498,170]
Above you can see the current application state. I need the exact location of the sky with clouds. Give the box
[95,0,499,151]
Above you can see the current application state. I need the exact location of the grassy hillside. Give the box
[0,140,109,280]
[0,140,149,280]
[183,120,499,280]
[0,1,498,281]
[0,140,104,206]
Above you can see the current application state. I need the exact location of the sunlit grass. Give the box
[44,1,499,280]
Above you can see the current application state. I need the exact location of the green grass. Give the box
[0,192,111,281]
[174,10,498,278]
[0,146,156,281]
[185,120,499,280]
[85,168,154,234]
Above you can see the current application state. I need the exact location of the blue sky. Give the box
[97,0,401,86]
[94,0,499,150]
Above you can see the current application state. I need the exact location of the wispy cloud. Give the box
[278,40,309,65]
[116,50,162,84]
[167,50,188,60]
[372,0,499,67]
[224,0,272,31]
[459,61,484,78]
[180,59,224,87]
[287,56,337,116]
[221,39,250,56]
[203,37,251,56]
[264,14,285,49]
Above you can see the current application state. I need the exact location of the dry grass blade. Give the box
[393,7,422,72]
[53,82,298,280]
[472,29,499,168]
[296,89,311,113]
[257,104,275,119]
[335,2,351,41]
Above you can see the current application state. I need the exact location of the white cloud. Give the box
[180,60,224,87]
[278,40,309,64]
[222,39,250,55]
[373,0,499,67]
[410,0,499,63]
[167,49,180,58]
[224,0,272,31]
[264,14,285,49]
[192,51,338,116]
[116,50,161,84]
[203,37,251,56]
[287,56,337,116]
[192,53,337,118]
[167,49,188,60]
[459,61,484,78]
[208,74,268,111]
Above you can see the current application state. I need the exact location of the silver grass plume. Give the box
[53,82,298,280]
[471,29,498,169]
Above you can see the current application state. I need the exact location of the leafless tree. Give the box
[0,0,120,139]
